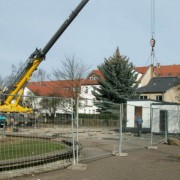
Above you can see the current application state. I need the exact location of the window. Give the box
[79,102,83,108]
[63,87,69,90]
[62,101,68,108]
[156,95,163,101]
[85,87,88,93]
[140,96,147,100]
[89,76,97,80]
[73,86,79,92]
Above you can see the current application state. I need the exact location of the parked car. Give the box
[0,114,7,127]
[13,114,34,127]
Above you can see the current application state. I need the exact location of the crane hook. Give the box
[150,38,155,51]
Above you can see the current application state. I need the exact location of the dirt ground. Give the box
[8,143,180,180]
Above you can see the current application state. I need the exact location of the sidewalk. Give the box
[10,144,180,180]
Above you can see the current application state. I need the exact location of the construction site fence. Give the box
[0,95,180,179]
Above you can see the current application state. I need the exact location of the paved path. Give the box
[9,144,180,180]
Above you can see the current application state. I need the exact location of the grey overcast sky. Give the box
[0,0,180,78]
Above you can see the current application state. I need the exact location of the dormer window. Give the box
[89,75,97,80]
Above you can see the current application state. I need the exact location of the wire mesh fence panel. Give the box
[0,95,74,179]
[151,104,180,145]
[123,101,180,151]
[77,101,121,161]
[123,103,153,150]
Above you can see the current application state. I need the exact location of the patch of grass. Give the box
[0,138,66,160]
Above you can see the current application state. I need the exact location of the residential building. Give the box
[134,64,180,103]
[25,76,100,114]
[135,64,180,87]
[24,64,180,114]
[136,77,180,103]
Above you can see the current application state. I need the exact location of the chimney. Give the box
[157,63,161,69]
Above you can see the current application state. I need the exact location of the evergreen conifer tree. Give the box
[93,47,137,106]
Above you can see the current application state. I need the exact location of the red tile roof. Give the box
[87,70,104,79]
[27,64,180,96]
[81,79,99,85]
[135,67,148,74]
[27,79,99,97]
[91,64,180,77]
[135,64,180,77]
[28,81,69,97]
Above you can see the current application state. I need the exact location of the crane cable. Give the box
[151,0,155,40]
[150,0,156,65]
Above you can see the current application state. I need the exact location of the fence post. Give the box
[118,103,128,156]
[76,95,79,164]
[70,96,87,170]
[150,102,153,147]
[71,98,76,165]
[118,104,122,154]
[148,102,158,149]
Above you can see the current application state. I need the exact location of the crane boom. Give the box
[42,0,89,56]
[0,0,89,113]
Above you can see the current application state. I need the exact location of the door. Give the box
[134,106,142,127]
[159,110,168,132]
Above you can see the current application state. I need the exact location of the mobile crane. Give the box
[0,0,89,113]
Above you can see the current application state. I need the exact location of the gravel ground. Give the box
[8,144,180,180]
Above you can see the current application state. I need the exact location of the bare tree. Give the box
[2,62,23,89]
[4,61,50,86]
[39,95,61,122]
[53,55,91,119]
[0,75,3,92]
[30,68,50,82]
